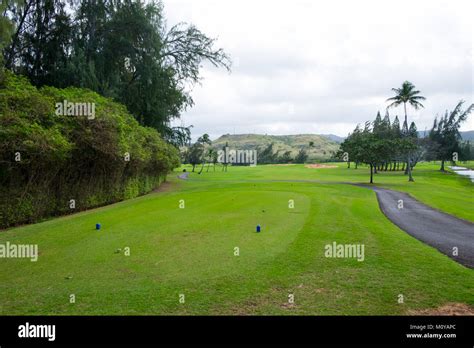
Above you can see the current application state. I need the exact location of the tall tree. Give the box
[3,0,35,69]
[373,111,383,134]
[386,81,426,125]
[381,111,391,136]
[386,81,425,182]
[0,0,15,84]
[391,116,401,138]
[354,124,395,184]
[3,0,231,142]
[206,148,218,172]
[338,125,363,169]
[428,101,473,171]
[9,0,72,86]
[196,134,211,174]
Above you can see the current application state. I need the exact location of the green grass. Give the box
[189,162,473,221]
[0,162,472,315]
[459,160,474,170]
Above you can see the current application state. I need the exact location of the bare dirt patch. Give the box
[228,300,260,315]
[152,181,177,193]
[407,303,474,316]
[280,302,297,309]
[305,164,338,169]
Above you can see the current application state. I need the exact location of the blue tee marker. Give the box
[96,223,101,230]
[256,225,261,233]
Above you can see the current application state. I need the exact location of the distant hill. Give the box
[319,134,346,143]
[417,130,474,141]
[460,131,474,141]
[212,134,340,161]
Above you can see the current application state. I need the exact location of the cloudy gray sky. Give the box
[164,0,473,140]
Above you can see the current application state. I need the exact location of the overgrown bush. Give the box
[0,72,179,228]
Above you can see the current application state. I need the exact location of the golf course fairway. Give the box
[0,162,472,315]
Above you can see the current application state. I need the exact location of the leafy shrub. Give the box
[0,71,179,228]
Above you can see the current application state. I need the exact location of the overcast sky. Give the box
[163,0,473,140]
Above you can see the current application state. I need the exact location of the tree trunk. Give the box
[404,102,407,126]
[440,160,445,172]
[407,156,414,182]
[347,161,350,169]
[370,164,374,184]
[5,0,34,68]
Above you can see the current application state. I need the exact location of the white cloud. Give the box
[164,0,474,140]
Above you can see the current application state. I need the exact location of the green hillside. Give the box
[212,134,340,161]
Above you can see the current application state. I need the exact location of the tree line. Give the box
[183,139,314,172]
[338,81,473,183]
[1,0,230,146]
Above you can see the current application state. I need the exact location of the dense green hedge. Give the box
[0,71,179,228]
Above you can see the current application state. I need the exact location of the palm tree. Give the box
[386,81,426,182]
[206,148,218,172]
[386,81,426,125]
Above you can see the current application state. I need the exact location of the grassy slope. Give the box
[0,163,472,315]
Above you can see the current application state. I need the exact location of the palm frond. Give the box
[386,100,401,109]
[409,100,425,110]
[387,81,425,111]
[410,95,426,100]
